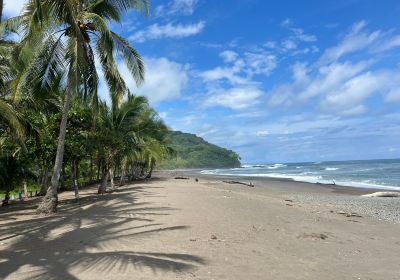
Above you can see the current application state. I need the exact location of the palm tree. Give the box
[96,94,149,193]
[2,0,148,214]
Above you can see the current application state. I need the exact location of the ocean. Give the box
[200,158,400,191]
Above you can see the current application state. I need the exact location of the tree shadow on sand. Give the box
[0,182,206,279]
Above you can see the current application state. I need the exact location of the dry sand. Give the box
[0,171,399,279]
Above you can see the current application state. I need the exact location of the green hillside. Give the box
[159,131,241,169]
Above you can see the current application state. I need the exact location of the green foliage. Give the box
[159,131,241,169]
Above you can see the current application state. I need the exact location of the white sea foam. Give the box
[267,163,287,169]
[325,167,339,171]
[200,170,400,191]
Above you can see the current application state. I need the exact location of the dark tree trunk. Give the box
[36,85,74,215]
[1,191,10,206]
[39,166,49,195]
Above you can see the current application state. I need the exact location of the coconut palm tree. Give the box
[96,94,149,193]
[1,0,148,214]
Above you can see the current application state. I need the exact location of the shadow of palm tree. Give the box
[0,182,206,279]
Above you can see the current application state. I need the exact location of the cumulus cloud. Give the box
[204,87,263,110]
[130,21,205,42]
[268,59,400,116]
[119,57,189,103]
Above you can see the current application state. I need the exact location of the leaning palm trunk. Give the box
[36,86,74,214]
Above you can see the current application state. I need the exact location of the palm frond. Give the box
[111,31,144,85]
[0,99,25,137]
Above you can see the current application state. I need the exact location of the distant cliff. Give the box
[159,131,241,169]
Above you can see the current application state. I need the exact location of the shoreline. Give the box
[167,169,391,196]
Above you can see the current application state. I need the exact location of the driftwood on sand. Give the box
[174,176,190,180]
[362,192,400,197]
[223,180,254,187]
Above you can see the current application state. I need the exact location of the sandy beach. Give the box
[0,171,399,280]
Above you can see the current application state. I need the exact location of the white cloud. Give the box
[205,87,263,110]
[256,130,269,137]
[280,18,317,53]
[264,41,277,49]
[155,0,199,17]
[268,58,400,116]
[220,50,238,63]
[3,0,25,17]
[318,21,381,65]
[199,59,249,85]
[282,39,297,51]
[373,35,400,53]
[244,52,277,76]
[130,21,205,42]
[200,49,277,86]
[120,57,189,103]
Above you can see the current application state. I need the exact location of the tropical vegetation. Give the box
[0,0,171,214]
[0,0,241,214]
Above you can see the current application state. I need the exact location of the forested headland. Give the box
[159,131,241,169]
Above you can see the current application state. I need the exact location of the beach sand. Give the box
[0,171,399,279]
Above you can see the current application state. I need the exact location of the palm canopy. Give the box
[0,0,148,107]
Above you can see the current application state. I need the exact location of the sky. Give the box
[3,0,400,163]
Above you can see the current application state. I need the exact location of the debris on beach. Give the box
[362,192,400,198]
[298,233,329,240]
[222,180,254,187]
[337,211,363,218]
[210,234,218,240]
[174,176,190,180]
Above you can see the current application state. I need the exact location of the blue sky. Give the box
[4,0,400,163]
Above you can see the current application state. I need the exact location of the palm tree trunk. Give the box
[39,165,48,195]
[109,166,115,190]
[36,87,73,214]
[73,160,79,200]
[98,168,108,194]
[0,0,3,23]
[23,180,28,199]
[145,160,155,179]
[119,167,125,186]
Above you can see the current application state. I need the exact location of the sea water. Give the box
[200,159,400,191]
